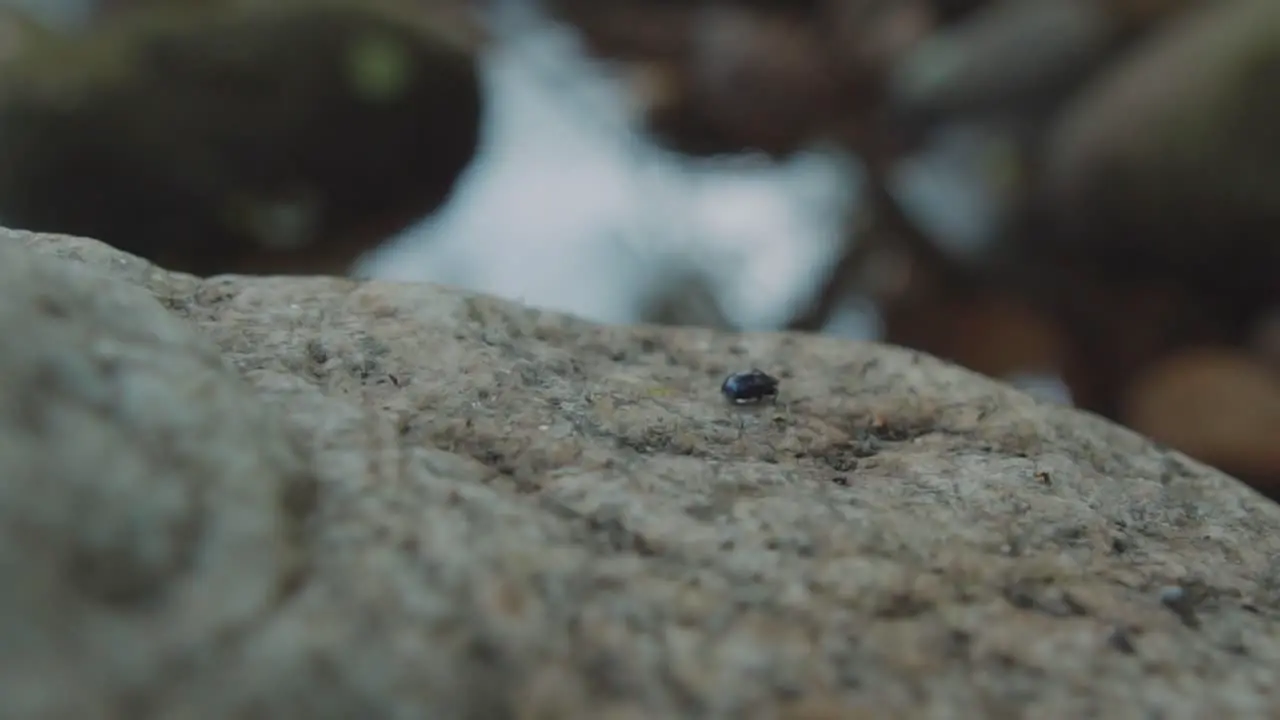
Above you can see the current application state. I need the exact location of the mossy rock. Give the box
[0,0,483,276]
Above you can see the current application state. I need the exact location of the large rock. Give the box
[0,1,483,277]
[1044,0,1280,310]
[2,227,1279,718]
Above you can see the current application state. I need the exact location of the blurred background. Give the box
[0,0,1276,498]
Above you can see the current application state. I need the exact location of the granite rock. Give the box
[3,227,1280,718]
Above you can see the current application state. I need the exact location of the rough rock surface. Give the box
[2,227,1280,719]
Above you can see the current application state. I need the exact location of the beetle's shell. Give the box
[721,370,779,403]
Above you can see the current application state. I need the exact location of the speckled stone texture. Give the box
[3,227,1279,719]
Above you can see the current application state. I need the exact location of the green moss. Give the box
[346,32,415,104]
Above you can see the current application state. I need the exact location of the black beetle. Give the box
[721,368,780,404]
